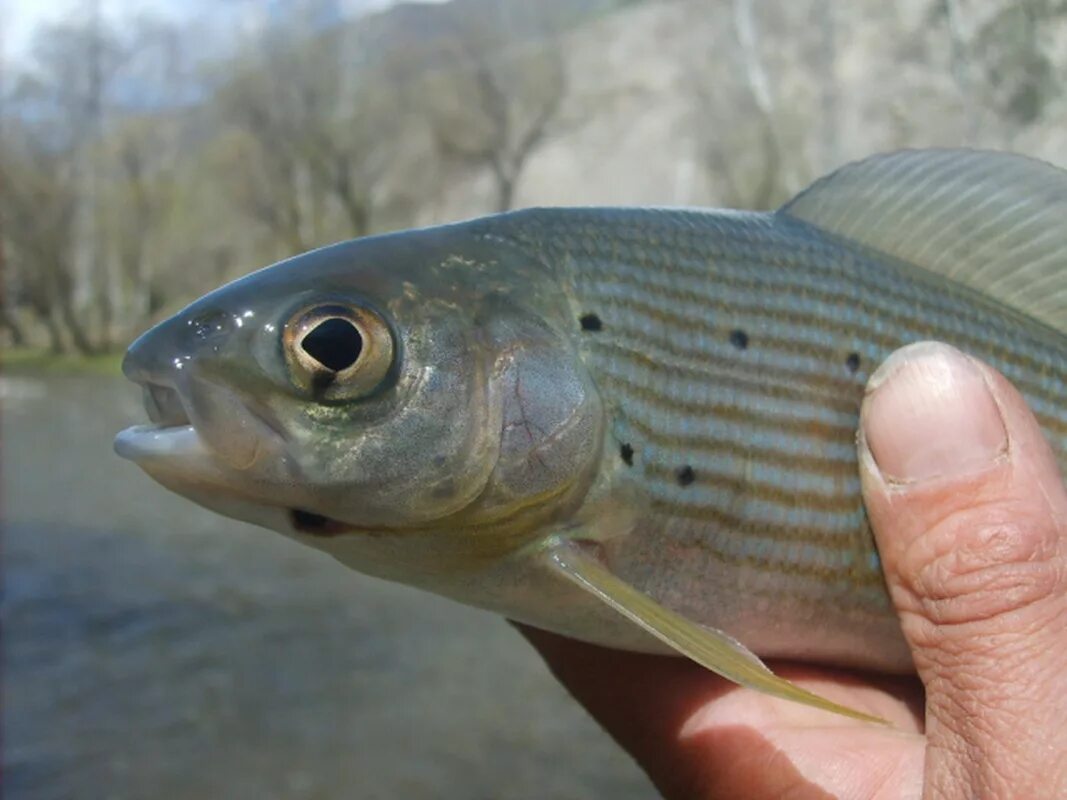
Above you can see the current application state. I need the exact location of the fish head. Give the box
[115,224,604,562]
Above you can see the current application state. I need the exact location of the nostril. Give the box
[188,309,232,341]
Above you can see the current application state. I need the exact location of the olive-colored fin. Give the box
[546,544,887,725]
[779,149,1067,335]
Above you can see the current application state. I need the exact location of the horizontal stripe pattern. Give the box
[478,207,1067,610]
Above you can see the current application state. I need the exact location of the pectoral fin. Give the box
[547,543,887,725]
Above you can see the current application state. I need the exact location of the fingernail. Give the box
[861,342,1008,484]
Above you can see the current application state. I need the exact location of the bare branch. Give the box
[421,6,568,212]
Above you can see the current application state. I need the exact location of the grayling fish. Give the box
[115,149,1067,722]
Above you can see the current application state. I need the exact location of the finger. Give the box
[859,341,1067,799]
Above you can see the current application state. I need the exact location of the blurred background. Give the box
[2,0,1066,797]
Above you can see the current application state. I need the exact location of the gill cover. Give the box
[466,293,605,528]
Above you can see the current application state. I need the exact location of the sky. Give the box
[5,0,199,60]
[1,0,440,63]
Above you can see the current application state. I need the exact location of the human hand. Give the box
[518,342,1067,799]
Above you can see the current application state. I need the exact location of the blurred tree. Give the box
[0,30,24,348]
[420,4,568,212]
[8,13,127,352]
[2,12,197,352]
[215,19,402,253]
[687,0,812,209]
[101,115,179,324]
[936,0,1066,144]
[0,129,94,354]
[973,1,1060,125]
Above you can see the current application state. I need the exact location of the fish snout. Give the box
[121,328,159,384]
[122,319,189,381]
[122,322,196,428]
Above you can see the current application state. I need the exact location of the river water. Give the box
[2,372,654,799]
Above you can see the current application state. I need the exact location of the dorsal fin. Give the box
[779,149,1067,336]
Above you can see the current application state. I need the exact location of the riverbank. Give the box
[2,348,124,376]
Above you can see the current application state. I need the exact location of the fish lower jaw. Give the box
[114,423,205,463]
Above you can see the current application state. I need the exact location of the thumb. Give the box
[859,341,1067,799]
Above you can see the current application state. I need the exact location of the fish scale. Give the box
[474,203,1067,616]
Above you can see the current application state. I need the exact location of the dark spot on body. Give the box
[729,329,749,350]
[579,313,602,332]
[676,465,695,486]
[290,508,349,537]
[432,454,448,468]
[846,352,861,373]
[291,508,330,532]
[620,443,634,466]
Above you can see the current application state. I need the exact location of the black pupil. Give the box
[301,318,363,372]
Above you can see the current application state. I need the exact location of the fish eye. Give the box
[283,303,394,400]
[301,318,363,371]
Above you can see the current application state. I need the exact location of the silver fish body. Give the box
[472,204,1067,671]
[116,150,1067,683]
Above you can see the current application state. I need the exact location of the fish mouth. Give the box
[115,373,286,472]
[115,376,403,540]
[114,381,202,462]
[115,377,344,534]
[142,382,190,428]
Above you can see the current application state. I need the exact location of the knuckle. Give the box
[893,502,1066,632]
